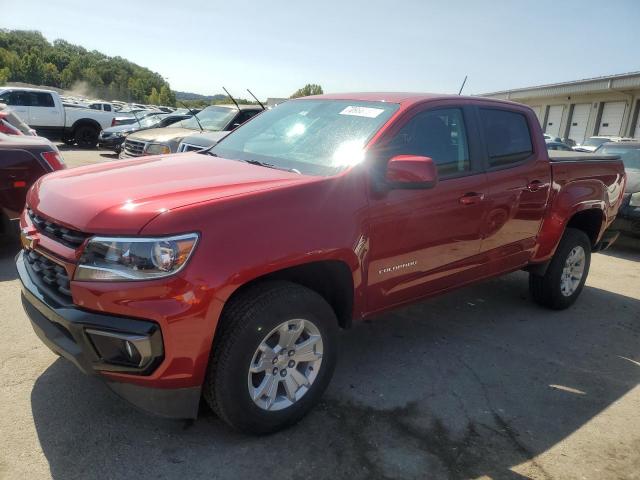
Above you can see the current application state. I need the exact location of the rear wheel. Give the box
[74,125,99,148]
[529,228,591,310]
[203,281,338,434]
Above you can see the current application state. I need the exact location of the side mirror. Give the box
[385,155,438,189]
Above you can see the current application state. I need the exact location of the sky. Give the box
[2,0,639,99]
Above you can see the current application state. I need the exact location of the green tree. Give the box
[147,87,159,105]
[42,62,60,87]
[290,84,324,98]
[0,67,9,84]
[19,53,45,84]
[0,29,175,104]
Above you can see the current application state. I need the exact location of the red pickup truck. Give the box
[16,93,625,433]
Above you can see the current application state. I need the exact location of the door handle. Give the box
[459,192,485,205]
[526,180,543,192]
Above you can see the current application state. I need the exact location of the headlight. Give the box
[75,233,198,281]
[630,192,640,207]
[145,143,171,155]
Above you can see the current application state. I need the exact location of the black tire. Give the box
[203,281,338,434]
[61,136,75,146]
[529,228,592,310]
[74,125,99,148]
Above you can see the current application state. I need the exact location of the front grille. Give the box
[178,142,205,153]
[25,249,72,299]
[123,138,146,156]
[27,208,90,249]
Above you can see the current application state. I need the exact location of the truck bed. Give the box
[548,151,620,162]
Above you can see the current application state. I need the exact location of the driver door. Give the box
[366,104,489,313]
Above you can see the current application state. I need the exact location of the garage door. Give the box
[545,105,564,137]
[598,101,626,136]
[567,103,591,144]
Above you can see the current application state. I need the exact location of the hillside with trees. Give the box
[0,29,175,106]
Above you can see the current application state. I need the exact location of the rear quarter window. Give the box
[480,108,533,167]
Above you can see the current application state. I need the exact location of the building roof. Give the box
[482,71,640,100]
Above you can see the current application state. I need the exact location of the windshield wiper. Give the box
[241,159,301,174]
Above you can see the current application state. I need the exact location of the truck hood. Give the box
[27,152,316,235]
[127,127,198,143]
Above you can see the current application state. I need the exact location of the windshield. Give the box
[174,106,236,131]
[137,114,166,128]
[599,146,640,170]
[582,137,610,147]
[209,99,399,176]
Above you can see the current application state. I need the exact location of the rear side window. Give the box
[386,108,470,175]
[34,92,55,107]
[480,108,533,167]
[104,104,112,112]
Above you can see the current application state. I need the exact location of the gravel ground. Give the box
[0,146,639,479]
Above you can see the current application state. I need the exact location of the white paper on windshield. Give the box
[339,106,385,118]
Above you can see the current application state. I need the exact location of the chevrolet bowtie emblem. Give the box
[20,228,38,251]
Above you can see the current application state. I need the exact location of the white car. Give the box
[573,136,633,152]
[0,87,115,147]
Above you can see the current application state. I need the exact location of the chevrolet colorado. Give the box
[17,93,625,434]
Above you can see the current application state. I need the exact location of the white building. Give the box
[482,71,640,144]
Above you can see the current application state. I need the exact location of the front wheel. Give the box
[203,281,338,434]
[529,228,592,310]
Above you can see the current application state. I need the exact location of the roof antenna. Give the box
[178,100,203,132]
[246,88,265,110]
[458,75,468,95]
[222,87,240,110]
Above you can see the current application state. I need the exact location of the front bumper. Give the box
[97,135,125,151]
[17,251,201,419]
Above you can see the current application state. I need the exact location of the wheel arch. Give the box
[70,118,101,134]
[222,259,356,330]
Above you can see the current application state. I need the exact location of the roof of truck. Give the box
[299,92,523,107]
[0,86,57,94]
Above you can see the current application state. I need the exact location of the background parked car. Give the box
[546,141,573,151]
[177,130,229,152]
[572,136,632,152]
[596,142,640,237]
[120,104,262,157]
[98,113,192,153]
[0,133,65,238]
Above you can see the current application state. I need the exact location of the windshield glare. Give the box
[209,99,399,176]
[599,146,640,170]
[175,106,236,131]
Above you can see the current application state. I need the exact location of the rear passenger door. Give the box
[477,107,551,269]
[27,92,63,129]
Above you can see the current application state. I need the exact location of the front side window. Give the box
[1,92,29,106]
[480,108,533,167]
[384,108,470,175]
[209,99,399,176]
